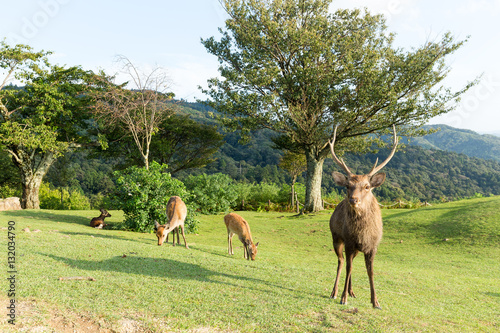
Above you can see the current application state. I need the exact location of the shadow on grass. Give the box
[58,230,154,245]
[384,200,499,245]
[43,252,306,297]
[6,210,90,225]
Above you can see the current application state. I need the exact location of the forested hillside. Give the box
[181,102,500,202]
[409,124,500,162]
[1,101,499,205]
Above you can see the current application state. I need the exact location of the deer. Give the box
[90,208,112,229]
[328,124,398,309]
[224,212,259,260]
[154,196,189,248]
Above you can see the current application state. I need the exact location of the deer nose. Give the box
[349,197,359,205]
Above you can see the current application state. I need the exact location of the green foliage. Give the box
[112,161,195,232]
[201,0,475,212]
[1,41,105,208]
[149,114,224,174]
[249,182,281,204]
[0,184,20,199]
[39,182,91,210]
[184,173,237,214]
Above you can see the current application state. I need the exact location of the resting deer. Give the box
[90,209,111,229]
[154,196,189,248]
[224,213,259,260]
[328,125,398,309]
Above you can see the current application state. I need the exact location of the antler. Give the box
[328,126,352,176]
[367,124,398,176]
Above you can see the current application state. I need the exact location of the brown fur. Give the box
[224,213,259,260]
[330,172,385,309]
[90,209,111,228]
[154,196,188,248]
[328,125,397,309]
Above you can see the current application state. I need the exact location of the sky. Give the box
[1,0,499,134]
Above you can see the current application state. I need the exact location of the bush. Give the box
[112,162,198,233]
[184,173,237,214]
[0,184,20,199]
[39,182,91,210]
[249,182,280,204]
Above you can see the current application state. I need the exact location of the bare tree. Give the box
[91,56,175,169]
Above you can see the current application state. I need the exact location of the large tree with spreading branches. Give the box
[201,0,475,212]
[0,40,99,209]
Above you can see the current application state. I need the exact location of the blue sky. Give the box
[1,0,499,134]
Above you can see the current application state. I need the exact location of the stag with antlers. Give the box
[328,125,398,309]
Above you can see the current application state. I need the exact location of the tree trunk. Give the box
[291,175,296,208]
[303,147,326,213]
[21,176,44,209]
[10,148,57,209]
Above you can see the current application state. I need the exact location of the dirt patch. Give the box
[0,298,113,332]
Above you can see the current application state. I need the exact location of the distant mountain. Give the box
[407,125,500,162]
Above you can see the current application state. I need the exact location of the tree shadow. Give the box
[383,201,496,245]
[58,230,154,245]
[6,210,93,226]
[42,252,313,297]
[44,253,284,293]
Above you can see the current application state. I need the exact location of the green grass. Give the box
[1,197,499,332]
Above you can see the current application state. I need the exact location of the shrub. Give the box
[0,184,20,199]
[39,182,91,210]
[112,162,198,233]
[184,173,237,214]
[249,182,280,204]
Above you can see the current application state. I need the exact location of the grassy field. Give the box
[1,196,499,332]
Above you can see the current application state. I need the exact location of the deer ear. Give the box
[370,173,386,188]
[332,171,348,187]
[154,220,160,230]
[255,242,259,247]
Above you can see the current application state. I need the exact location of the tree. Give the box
[279,151,306,207]
[140,114,224,174]
[90,56,175,170]
[201,0,475,212]
[0,41,97,209]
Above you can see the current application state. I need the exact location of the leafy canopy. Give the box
[202,0,475,156]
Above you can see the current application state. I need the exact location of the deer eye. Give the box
[365,185,370,190]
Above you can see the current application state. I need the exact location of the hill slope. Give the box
[406,124,500,162]
[179,103,500,201]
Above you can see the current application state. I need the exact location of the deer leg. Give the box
[244,243,248,259]
[330,241,344,299]
[179,225,189,249]
[228,232,233,255]
[172,227,179,246]
[364,251,381,309]
[340,249,356,305]
[348,250,358,298]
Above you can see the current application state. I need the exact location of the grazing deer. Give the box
[90,209,112,229]
[224,212,259,260]
[328,125,398,309]
[154,196,189,248]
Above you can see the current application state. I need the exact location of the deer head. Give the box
[99,208,111,218]
[328,125,398,210]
